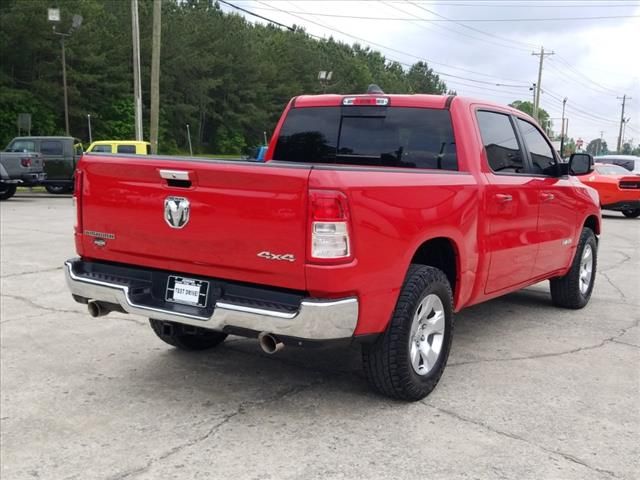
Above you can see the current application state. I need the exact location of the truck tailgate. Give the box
[79,155,311,290]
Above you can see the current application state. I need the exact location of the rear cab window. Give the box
[7,140,36,153]
[273,105,458,170]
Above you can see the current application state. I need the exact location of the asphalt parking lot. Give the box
[1,192,638,480]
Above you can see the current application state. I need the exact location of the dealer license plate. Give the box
[166,276,209,307]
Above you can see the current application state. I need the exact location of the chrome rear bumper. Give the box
[64,260,358,340]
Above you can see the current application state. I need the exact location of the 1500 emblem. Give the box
[165,196,190,229]
[257,251,296,262]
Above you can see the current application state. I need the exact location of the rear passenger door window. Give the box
[476,111,524,173]
[92,144,113,153]
[40,140,63,155]
[516,119,557,175]
[117,144,136,154]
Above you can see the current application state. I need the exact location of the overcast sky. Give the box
[219,0,640,149]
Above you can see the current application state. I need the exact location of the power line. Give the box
[545,61,618,97]
[218,0,294,30]
[406,0,538,49]
[253,0,531,87]
[247,5,639,22]
[399,1,640,6]
[382,0,531,53]
[551,55,621,95]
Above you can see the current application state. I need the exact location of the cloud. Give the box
[222,0,640,146]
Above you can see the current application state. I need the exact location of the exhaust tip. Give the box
[258,332,284,354]
[87,300,103,318]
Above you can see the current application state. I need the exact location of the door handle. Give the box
[495,193,513,203]
[540,192,555,202]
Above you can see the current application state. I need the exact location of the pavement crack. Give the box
[1,293,80,316]
[598,251,632,273]
[598,271,627,300]
[610,339,640,349]
[1,293,146,326]
[422,404,622,479]
[450,317,639,367]
[1,266,63,279]
[107,380,322,480]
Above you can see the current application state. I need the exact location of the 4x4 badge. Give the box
[164,196,190,229]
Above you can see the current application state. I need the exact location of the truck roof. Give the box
[10,136,79,141]
[292,93,524,115]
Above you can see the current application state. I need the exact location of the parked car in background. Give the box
[577,163,640,218]
[4,136,83,193]
[244,145,268,162]
[0,151,45,200]
[86,140,151,155]
[595,155,640,175]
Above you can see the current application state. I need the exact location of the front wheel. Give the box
[622,209,640,218]
[550,228,597,309]
[149,319,227,351]
[0,184,17,200]
[362,265,453,401]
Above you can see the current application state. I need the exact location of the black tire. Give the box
[550,228,597,309]
[0,184,17,200]
[45,184,72,194]
[149,319,227,351]
[362,265,454,401]
[622,209,640,218]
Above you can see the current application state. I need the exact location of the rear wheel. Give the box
[622,209,640,218]
[45,184,72,194]
[550,228,597,309]
[362,265,453,401]
[149,319,227,351]
[0,184,17,200]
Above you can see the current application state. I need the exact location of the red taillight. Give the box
[74,170,83,234]
[20,157,32,167]
[308,190,353,264]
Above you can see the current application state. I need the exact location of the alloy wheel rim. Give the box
[579,244,593,295]
[409,294,445,376]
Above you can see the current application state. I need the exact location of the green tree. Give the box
[509,100,553,134]
[0,0,452,153]
[586,138,608,156]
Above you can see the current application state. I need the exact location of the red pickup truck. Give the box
[65,91,601,401]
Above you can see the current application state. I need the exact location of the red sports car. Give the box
[577,163,640,218]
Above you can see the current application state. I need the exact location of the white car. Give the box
[595,155,640,175]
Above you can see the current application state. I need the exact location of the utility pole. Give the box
[616,95,631,153]
[530,83,536,106]
[560,97,567,157]
[532,46,554,123]
[49,10,82,136]
[150,0,162,154]
[131,0,143,141]
[596,130,604,156]
[622,117,630,147]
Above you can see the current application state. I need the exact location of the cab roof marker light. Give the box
[342,97,389,106]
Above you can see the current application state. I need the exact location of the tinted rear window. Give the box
[40,140,63,155]
[273,106,457,170]
[117,145,136,154]
[7,140,36,152]
[91,144,113,153]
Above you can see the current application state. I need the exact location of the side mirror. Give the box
[568,152,594,176]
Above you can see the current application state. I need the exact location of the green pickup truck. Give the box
[4,136,83,193]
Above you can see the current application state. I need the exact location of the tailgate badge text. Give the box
[257,251,296,262]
